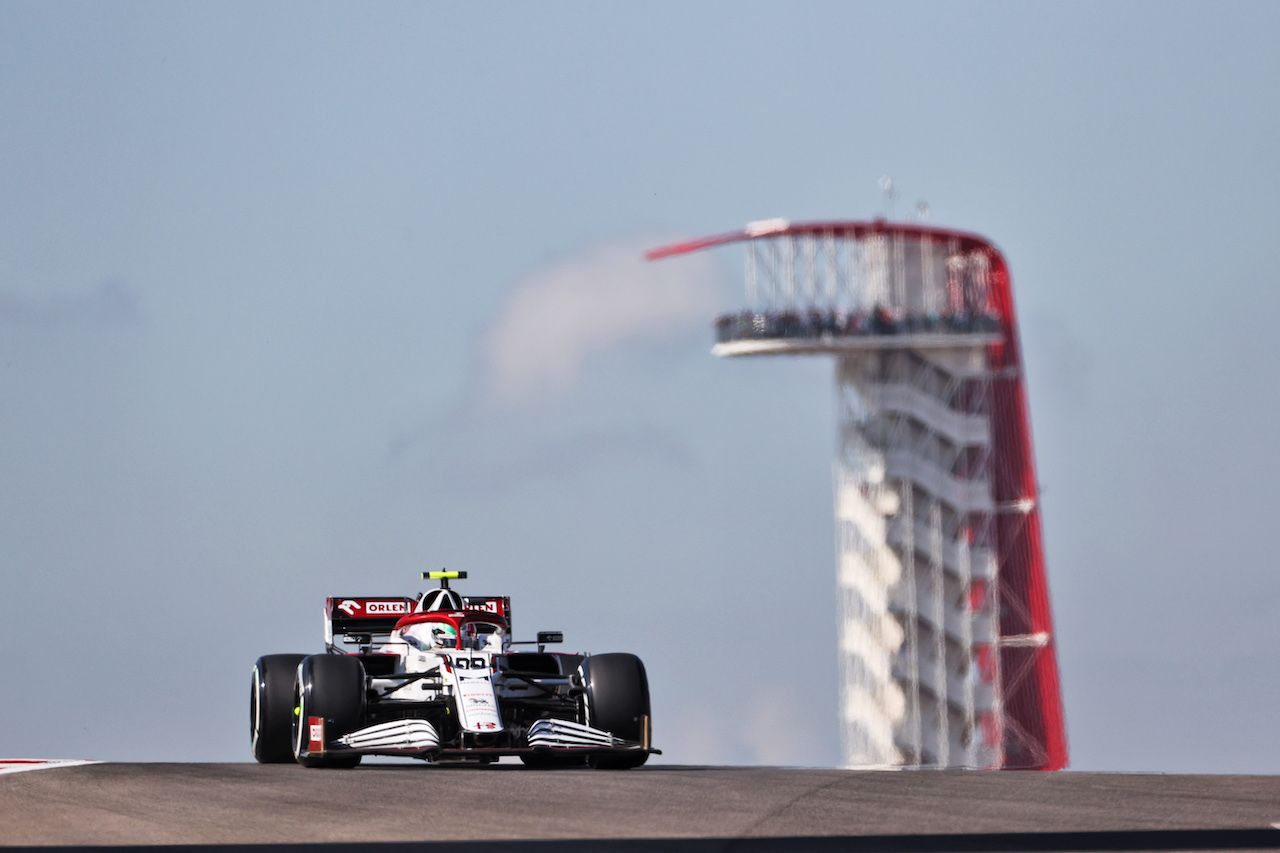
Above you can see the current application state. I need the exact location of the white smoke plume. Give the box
[480,235,724,407]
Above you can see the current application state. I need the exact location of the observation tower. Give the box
[648,220,1066,770]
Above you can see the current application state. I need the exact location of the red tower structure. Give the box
[650,220,1066,769]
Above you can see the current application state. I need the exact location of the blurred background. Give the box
[3,1,1279,771]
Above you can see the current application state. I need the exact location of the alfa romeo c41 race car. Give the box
[250,572,657,769]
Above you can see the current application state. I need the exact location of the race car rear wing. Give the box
[324,595,513,647]
[326,598,415,642]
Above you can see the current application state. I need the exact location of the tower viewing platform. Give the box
[649,219,1067,771]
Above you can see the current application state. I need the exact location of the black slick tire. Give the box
[520,747,587,769]
[580,653,650,769]
[292,654,366,768]
[251,654,306,763]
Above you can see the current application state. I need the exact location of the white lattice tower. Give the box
[649,220,1068,771]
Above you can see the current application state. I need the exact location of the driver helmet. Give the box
[427,623,458,649]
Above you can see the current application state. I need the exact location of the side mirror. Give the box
[536,631,563,645]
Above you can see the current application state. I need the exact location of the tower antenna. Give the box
[878,175,898,219]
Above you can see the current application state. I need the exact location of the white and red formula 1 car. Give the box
[250,572,657,769]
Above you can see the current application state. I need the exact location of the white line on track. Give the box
[0,759,99,776]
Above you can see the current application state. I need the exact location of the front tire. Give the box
[251,654,306,763]
[520,749,587,769]
[292,655,366,768]
[580,653,651,769]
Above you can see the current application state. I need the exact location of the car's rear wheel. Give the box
[580,653,650,769]
[251,654,306,763]
[292,654,366,768]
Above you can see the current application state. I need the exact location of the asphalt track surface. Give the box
[3,763,1280,852]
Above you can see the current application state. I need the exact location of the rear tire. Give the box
[292,655,366,768]
[580,653,650,769]
[251,654,306,763]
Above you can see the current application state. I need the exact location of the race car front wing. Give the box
[326,716,659,760]
[336,719,441,752]
[527,718,626,748]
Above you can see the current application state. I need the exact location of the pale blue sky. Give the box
[3,2,1279,770]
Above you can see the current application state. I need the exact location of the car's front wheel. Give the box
[580,653,651,769]
[292,654,366,768]
[251,654,306,763]
[520,748,587,769]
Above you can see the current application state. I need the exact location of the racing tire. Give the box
[519,749,587,769]
[251,654,306,763]
[580,653,651,769]
[292,654,366,769]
